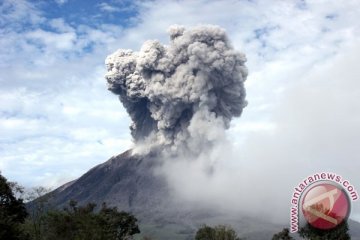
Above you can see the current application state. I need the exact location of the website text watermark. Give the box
[290,172,358,233]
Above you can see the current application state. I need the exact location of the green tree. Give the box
[195,225,242,240]
[99,202,140,239]
[0,172,28,240]
[272,228,294,240]
[195,225,216,240]
[43,201,101,240]
[298,221,350,240]
[41,200,140,240]
[23,186,52,240]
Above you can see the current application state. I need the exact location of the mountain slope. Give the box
[48,150,360,239]
[50,150,170,215]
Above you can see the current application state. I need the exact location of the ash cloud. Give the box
[105,25,248,154]
[104,25,306,224]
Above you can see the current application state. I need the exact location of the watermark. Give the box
[302,183,350,230]
[290,172,358,233]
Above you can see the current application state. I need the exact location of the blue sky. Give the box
[1,0,360,221]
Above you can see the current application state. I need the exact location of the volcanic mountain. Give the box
[47,149,281,239]
[46,149,360,240]
[50,150,169,215]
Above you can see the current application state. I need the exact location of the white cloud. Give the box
[0,3,131,187]
[0,0,44,27]
[230,42,360,221]
[26,29,77,51]
[49,18,74,33]
[98,2,121,13]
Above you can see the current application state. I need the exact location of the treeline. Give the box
[23,201,140,240]
[0,173,140,240]
[0,172,351,240]
[195,221,350,240]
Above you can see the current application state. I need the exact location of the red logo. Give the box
[301,183,350,230]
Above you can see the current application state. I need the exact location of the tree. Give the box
[195,225,243,240]
[0,172,28,240]
[41,200,140,240]
[43,201,102,240]
[24,186,52,240]
[195,225,216,240]
[99,202,140,239]
[298,221,350,240]
[272,228,294,240]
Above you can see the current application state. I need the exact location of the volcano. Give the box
[47,150,285,239]
[50,150,169,215]
[45,149,360,240]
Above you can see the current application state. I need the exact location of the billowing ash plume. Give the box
[105,25,247,153]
